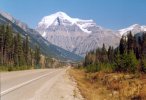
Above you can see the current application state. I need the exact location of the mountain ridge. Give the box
[0,10,82,61]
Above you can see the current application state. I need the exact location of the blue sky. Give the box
[0,0,146,30]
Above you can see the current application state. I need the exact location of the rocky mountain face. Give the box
[118,24,146,36]
[36,12,121,56]
[0,10,82,61]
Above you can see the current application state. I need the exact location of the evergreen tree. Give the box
[108,46,114,63]
[138,36,143,58]
[34,45,41,69]
[0,25,5,65]
[5,25,13,66]
[13,35,18,66]
[142,33,146,57]
[23,35,29,65]
[127,50,138,73]
[14,33,25,66]
[119,36,126,54]
[101,43,108,63]
[127,31,134,53]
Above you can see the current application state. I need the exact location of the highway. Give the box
[0,68,68,100]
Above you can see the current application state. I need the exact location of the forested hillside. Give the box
[84,31,146,73]
[0,25,50,71]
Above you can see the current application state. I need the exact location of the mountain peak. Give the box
[37,11,95,33]
[38,11,75,27]
[53,11,69,17]
[119,24,146,36]
[129,24,140,28]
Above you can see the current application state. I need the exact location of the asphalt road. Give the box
[0,68,67,100]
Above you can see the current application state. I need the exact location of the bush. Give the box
[85,64,99,73]
[114,51,138,73]
[99,63,115,73]
[141,59,146,73]
[0,65,32,72]
[85,63,114,73]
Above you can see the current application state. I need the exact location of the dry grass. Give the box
[69,68,146,100]
[69,68,112,100]
[139,75,146,99]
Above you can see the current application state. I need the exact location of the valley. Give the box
[0,1,146,100]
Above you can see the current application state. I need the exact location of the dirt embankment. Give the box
[69,68,146,100]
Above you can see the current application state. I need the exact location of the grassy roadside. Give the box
[69,68,111,100]
[0,66,33,72]
[69,68,146,100]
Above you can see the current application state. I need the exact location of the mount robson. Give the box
[1,10,146,60]
[36,12,146,56]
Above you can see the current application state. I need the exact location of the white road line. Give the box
[0,69,61,96]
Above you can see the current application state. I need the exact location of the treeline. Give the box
[84,32,146,73]
[0,25,42,71]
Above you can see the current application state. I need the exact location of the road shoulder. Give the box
[46,68,84,100]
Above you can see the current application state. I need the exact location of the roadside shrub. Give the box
[114,51,138,73]
[141,59,146,73]
[99,63,115,73]
[85,64,99,73]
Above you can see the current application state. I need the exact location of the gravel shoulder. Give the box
[44,68,84,100]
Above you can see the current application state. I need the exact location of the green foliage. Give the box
[141,59,146,73]
[83,31,146,74]
[114,51,138,73]
[0,25,43,71]
[98,63,115,73]
[127,32,134,52]
[119,36,127,54]
[128,51,139,73]
[0,65,32,72]
[34,45,41,68]
[85,64,99,73]
[85,63,114,73]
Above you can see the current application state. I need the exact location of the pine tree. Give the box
[108,46,114,63]
[127,50,138,73]
[13,35,18,66]
[127,31,134,53]
[34,45,41,69]
[23,35,29,65]
[0,25,5,65]
[5,25,13,66]
[138,36,143,58]
[142,33,146,58]
[14,33,25,66]
[101,43,108,63]
[114,49,122,72]
[119,36,126,54]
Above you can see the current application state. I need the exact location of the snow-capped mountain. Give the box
[37,11,96,34]
[119,24,146,36]
[36,12,120,56]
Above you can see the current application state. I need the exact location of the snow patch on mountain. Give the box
[37,11,95,33]
[141,25,146,31]
[119,24,146,36]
